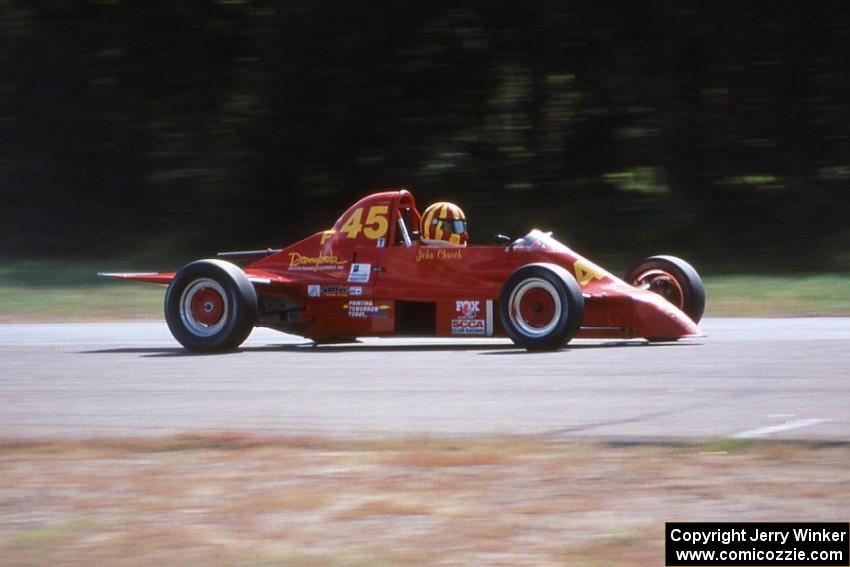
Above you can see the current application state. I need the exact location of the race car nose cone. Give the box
[632,292,703,340]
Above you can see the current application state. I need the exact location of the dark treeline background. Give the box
[3,1,850,271]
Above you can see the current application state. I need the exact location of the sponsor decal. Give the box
[455,300,480,319]
[451,299,484,335]
[308,284,353,297]
[321,285,348,297]
[377,237,386,248]
[344,300,390,318]
[348,263,371,283]
[288,252,347,271]
[415,248,463,262]
[349,286,363,296]
[451,319,486,335]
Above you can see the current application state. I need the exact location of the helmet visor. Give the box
[438,219,467,234]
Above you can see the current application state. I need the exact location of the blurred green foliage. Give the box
[2,1,849,271]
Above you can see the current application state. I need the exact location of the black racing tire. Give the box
[499,263,585,351]
[164,259,258,352]
[625,255,705,323]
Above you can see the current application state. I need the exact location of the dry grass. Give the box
[1,434,848,566]
[384,449,511,468]
[332,498,434,520]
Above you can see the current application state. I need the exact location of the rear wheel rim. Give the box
[632,269,685,310]
[180,278,228,337]
[509,278,563,338]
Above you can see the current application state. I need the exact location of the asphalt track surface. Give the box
[1,319,848,441]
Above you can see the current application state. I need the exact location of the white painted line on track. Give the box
[731,419,829,439]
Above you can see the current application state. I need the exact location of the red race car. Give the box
[102,189,705,351]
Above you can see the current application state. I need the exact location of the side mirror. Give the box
[495,234,512,244]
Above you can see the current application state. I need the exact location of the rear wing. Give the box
[98,267,291,287]
[216,248,282,263]
[97,249,284,285]
[97,272,175,285]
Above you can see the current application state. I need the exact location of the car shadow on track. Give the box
[82,347,216,358]
[83,344,519,357]
[83,340,700,358]
[480,341,699,355]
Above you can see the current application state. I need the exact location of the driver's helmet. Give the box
[420,202,468,247]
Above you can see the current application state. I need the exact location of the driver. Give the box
[419,202,468,247]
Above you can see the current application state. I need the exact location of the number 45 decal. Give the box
[339,205,389,240]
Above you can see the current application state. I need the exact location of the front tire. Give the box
[164,259,258,352]
[499,263,584,351]
[625,255,705,323]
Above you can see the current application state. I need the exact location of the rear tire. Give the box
[499,263,584,351]
[164,259,258,352]
[625,255,705,323]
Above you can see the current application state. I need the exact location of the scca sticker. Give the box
[451,319,485,335]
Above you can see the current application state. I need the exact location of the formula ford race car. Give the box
[102,189,705,352]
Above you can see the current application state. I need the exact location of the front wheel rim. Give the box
[509,278,563,338]
[179,278,229,337]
